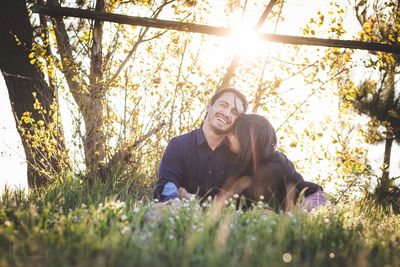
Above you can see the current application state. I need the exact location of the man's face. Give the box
[205,92,244,135]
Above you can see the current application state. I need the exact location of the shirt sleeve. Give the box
[153,138,183,202]
[301,190,328,210]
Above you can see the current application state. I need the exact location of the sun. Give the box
[231,23,270,58]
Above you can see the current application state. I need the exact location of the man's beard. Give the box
[210,124,231,135]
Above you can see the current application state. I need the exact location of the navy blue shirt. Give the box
[153,127,237,201]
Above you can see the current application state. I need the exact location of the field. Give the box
[1,177,399,267]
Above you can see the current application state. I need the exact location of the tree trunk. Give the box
[381,135,393,184]
[0,0,66,188]
[86,0,106,180]
[48,0,107,180]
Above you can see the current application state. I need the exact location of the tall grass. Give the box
[1,175,399,267]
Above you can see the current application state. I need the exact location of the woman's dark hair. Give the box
[230,114,277,178]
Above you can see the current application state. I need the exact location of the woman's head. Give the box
[228,114,277,176]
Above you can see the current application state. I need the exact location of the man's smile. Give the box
[216,113,231,125]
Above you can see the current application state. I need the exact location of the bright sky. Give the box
[1,0,399,196]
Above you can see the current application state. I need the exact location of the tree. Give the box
[0,0,67,188]
[354,0,400,209]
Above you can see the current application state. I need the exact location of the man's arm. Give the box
[153,138,183,202]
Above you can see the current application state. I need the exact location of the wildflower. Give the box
[324,218,330,224]
[207,195,212,202]
[133,207,139,213]
[72,216,78,223]
[329,252,335,258]
[81,203,87,209]
[282,253,292,263]
[121,226,130,234]
[4,221,11,227]
[259,195,264,200]
[154,198,159,203]
[228,197,232,202]
[169,217,175,224]
[169,235,174,240]
[202,202,208,208]
[96,209,102,214]
[121,214,128,221]
[233,193,239,199]
[224,200,229,205]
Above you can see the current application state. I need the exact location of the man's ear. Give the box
[205,103,211,113]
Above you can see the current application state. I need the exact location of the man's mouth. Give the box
[216,114,230,125]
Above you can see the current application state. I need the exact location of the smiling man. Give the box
[153,88,248,202]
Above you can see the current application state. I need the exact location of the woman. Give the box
[225,114,326,212]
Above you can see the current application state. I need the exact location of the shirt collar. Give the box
[196,126,207,146]
[197,126,230,148]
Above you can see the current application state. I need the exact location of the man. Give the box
[153,88,248,202]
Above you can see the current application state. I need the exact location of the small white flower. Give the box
[81,203,87,209]
[228,197,232,202]
[169,235,174,240]
[121,214,128,221]
[224,200,229,205]
[154,198,159,203]
[207,196,212,202]
[233,193,239,199]
[259,195,264,200]
[133,207,139,213]
[324,218,330,224]
[202,202,207,208]
[4,221,11,227]
[121,226,130,234]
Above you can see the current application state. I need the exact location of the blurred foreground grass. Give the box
[1,176,399,267]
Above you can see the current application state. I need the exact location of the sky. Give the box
[1,0,399,195]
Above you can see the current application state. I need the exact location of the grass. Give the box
[1,176,399,267]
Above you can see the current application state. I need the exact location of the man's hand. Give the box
[153,198,184,212]
[178,187,196,200]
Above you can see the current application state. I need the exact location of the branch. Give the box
[107,121,166,168]
[31,4,400,54]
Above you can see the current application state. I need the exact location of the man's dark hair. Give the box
[210,87,248,113]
